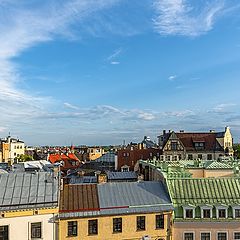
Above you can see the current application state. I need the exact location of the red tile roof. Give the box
[176,132,223,151]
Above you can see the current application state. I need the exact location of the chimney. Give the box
[96,172,107,184]
[180,130,184,133]
[163,130,166,135]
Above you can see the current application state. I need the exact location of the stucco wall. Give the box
[59,213,171,240]
[0,213,57,240]
[173,221,240,240]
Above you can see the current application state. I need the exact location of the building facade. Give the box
[157,127,234,161]
[0,172,59,240]
[59,181,173,240]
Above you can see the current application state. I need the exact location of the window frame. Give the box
[200,232,211,240]
[183,206,195,219]
[217,232,228,240]
[217,207,227,219]
[88,219,98,235]
[234,232,240,240]
[31,222,42,239]
[67,221,78,237]
[0,225,9,240]
[200,206,213,219]
[113,217,122,233]
[136,216,146,231]
[155,214,164,229]
[183,231,195,240]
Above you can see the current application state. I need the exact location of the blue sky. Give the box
[0,0,240,145]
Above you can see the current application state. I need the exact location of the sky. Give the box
[0,0,240,146]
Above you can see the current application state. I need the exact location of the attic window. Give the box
[194,142,205,150]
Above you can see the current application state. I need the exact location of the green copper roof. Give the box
[167,178,240,206]
[204,161,232,169]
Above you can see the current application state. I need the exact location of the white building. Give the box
[0,172,59,240]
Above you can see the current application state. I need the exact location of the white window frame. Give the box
[200,206,213,219]
[216,206,228,219]
[200,231,211,240]
[183,231,195,240]
[233,232,240,240]
[183,206,195,219]
[217,231,228,240]
[232,206,240,219]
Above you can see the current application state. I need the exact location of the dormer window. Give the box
[200,206,213,219]
[232,206,240,218]
[183,206,195,219]
[216,206,228,219]
[194,142,205,150]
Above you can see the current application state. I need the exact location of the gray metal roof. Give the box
[0,172,59,211]
[98,181,172,210]
[59,181,173,219]
[107,171,137,180]
[69,176,97,184]
[95,152,116,163]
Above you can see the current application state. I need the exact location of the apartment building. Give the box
[58,181,173,240]
[0,172,59,240]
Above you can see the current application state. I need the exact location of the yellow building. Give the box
[59,182,173,240]
[88,147,104,160]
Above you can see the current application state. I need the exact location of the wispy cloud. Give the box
[107,48,122,64]
[168,75,177,81]
[153,0,225,36]
[64,102,79,110]
[0,0,118,125]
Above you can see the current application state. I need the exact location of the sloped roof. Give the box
[167,178,240,206]
[205,161,232,169]
[59,181,173,218]
[95,152,116,163]
[107,171,137,180]
[0,172,59,211]
[60,184,99,212]
[49,153,79,163]
[176,132,223,151]
[98,181,172,209]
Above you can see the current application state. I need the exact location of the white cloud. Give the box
[63,102,79,110]
[107,48,122,64]
[0,0,118,125]
[111,61,120,65]
[212,103,237,113]
[153,0,225,36]
[168,75,177,81]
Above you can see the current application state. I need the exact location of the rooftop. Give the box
[0,172,59,211]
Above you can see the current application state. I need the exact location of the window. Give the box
[156,215,164,229]
[113,218,122,233]
[31,222,41,239]
[137,216,145,231]
[198,154,202,159]
[185,209,193,218]
[88,220,98,235]
[207,154,212,160]
[234,233,240,240]
[188,154,193,160]
[235,209,240,218]
[0,226,8,240]
[184,232,194,240]
[203,209,211,218]
[171,142,177,151]
[68,221,77,237]
[201,232,210,240]
[194,142,205,150]
[217,232,227,240]
[174,155,178,161]
[218,209,226,218]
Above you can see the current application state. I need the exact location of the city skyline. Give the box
[0,0,240,145]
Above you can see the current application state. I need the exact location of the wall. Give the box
[173,221,240,240]
[0,212,57,240]
[59,213,171,240]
